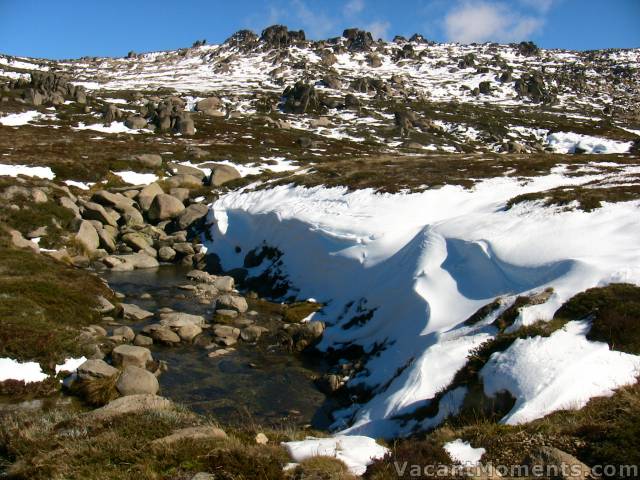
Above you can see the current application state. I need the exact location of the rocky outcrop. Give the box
[282,82,321,114]
[260,25,306,49]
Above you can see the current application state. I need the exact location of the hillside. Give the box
[1,25,639,479]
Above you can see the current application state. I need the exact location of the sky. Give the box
[0,0,638,59]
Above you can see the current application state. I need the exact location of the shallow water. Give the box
[103,265,333,429]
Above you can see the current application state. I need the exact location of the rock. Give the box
[186,269,216,283]
[75,220,99,253]
[105,252,160,270]
[173,242,195,255]
[208,164,241,186]
[129,153,163,168]
[505,141,526,154]
[121,206,145,226]
[479,81,492,95]
[84,394,172,422]
[148,194,185,222]
[158,246,176,262]
[6,229,39,253]
[196,96,223,114]
[120,303,154,321]
[343,28,374,51]
[212,325,240,346]
[310,117,331,128]
[152,426,227,446]
[215,276,235,292]
[305,321,325,338]
[77,359,119,380]
[527,446,592,480]
[94,296,115,314]
[255,432,269,445]
[216,294,248,313]
[176,203,209,230]
[366,53,382,67]
[116,366,159,396]
[150,326,181,345]
[122,232,152,253]
[260,24,305,49]
[159,312,206,328]
[317,373,342,393]
[125,115,148,129]
[240,325,269,342]
[344,94,361,109]
[26,226,47,239]
[103,104,123,124]
[91,190,137,212]
[208,348,235,358]
[282,81,320,114]
[81,201,118,228]
[176,113,195,136]
[137,183,164,212]
[169,187,190,203]
[177,323,202,342]
[216,309,238,319]
[111,344,153,369]
[59,196,81,218]
[133,334,153,347]
[165,174,202,189]
[191,473,216,480]
[112,326,135,342]
[96,228,116,253]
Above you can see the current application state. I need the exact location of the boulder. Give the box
[176,203,209,230]
[208,164,241,186]
[131,153,163,168]
[105,252,160,270]
[282,81,320,114]
[240,325,269,342]
[125,115,148,129]
[177,323,202,342]
[111,344,153,369]
[121,206,145,226]
[96,228,116,253]
[84,394,172,422]
[77,359,119,380]
[169,187,190,203]
[159,312,206,328]
[165,173,202,189]
[120,303,154,321]
[343,28,374,51]
[148,194,185,222]
[81,201,118,228]
[527,446,592,480]
[75,220,99,253]
[212,325,240,346]
[116,366,159,396]
[137,183,164,212]
[91,190,137,212]
[196,97,223,113]
[216,294,248,313]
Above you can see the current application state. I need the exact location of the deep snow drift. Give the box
[207,165,640,438]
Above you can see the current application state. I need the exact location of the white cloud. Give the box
[366,20,391,40]
[344,0,365,17]
[289,0,337,38]
[518,0,556,13]
[444,1,543,44]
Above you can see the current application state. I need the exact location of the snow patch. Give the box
[546,132,632,154]
[113,171,159,185]
[443,439,485,466]
[0,163,55,179]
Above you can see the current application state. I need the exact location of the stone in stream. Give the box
[111,344,153,369]
[208,347,235,358]
[120,303,154,321]
[158,246,176,262]
[96,228,116,253]
[133,334,153,347]
[148,193,185,222]
[173,242,195,256]
[148,325,181,345]
[216,309,238,319]
[177,323,202,342]
[212,325,240,346]
[116,365,159,396]
[94,295,115,314]
[104,252,160,270]
[159,312,206,328]
[215,294,248,313]
[77,359,119,381]
[240,325,269,342]
[112,325,135,342]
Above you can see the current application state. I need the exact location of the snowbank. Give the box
[283,435,388,475]
[113,171,159,185]
[481,321,640,424]
[209,166,640,437]
[0,111,47,126]
[443,439,485,466]
[546,132,632,154]
[0,163,55,179]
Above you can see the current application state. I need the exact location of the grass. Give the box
[0,241,113,365]
[0,403,334,480]
[290,456,357,480]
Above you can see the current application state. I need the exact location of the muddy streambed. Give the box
[102,265,334,429]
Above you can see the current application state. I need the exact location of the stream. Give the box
[102,265,335,429]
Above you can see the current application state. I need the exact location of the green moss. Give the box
[0,244,112,364]
[554,283,640,354]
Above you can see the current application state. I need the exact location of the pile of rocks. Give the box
[5,71,88,107]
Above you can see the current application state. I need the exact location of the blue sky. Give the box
[1,0,638,59]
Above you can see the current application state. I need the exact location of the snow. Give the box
[0,358,48,383]
[443,439,485,466]
[283,435,388,475]
[480,321,640,424]
[73,121,143,134]
[0,163,55,179]
[211,158,298,177]
[65,180,93,190]
[113,171,159,185]
[0,357,87,383]
[0,110,47,126]
[209,165,640,438]
[546,132,632,154]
